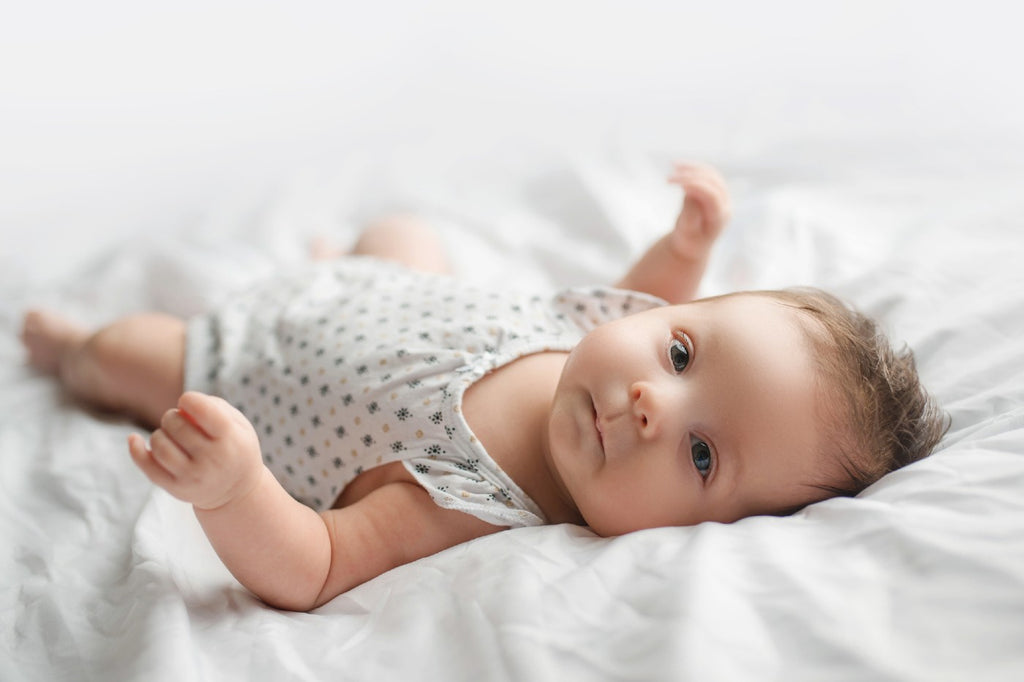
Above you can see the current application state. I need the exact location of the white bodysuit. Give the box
[185,257,662,528]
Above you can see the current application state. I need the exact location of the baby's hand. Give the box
[128,392,264,511]
[667,162,731,260]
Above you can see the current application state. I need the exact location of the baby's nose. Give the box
[629,381,664,438]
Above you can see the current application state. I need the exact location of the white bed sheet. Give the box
[4,3,1024,681]
[4,142,1024,681]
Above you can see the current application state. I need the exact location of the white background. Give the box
[2,0,1023,275]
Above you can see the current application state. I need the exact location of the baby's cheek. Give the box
[578,326,631,371]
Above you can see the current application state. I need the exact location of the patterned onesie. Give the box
[185,257,663,528]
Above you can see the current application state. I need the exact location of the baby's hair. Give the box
[755,288,949,498]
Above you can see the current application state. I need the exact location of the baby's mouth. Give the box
[593,403,605,450]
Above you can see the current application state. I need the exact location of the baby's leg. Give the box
[21,311,185,428]
[314,214,451,274]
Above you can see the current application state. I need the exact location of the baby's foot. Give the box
[20,310,89,375]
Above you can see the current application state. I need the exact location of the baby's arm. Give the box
[128,392,498,610]
[615,163,730,304]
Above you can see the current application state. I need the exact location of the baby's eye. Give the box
[691,438,713,479]
[669,337,690,373]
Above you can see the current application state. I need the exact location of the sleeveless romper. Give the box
[185,257,663,527]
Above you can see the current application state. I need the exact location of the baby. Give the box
[20,163,948,611]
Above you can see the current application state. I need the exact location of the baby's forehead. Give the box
[688,296,841,502]
[692,294,830,367]
[689,296,871,509]
[682,293,813,344]
[690,291,802,317]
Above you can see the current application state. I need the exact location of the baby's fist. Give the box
[128,392,264,511]
[668,162,731,258]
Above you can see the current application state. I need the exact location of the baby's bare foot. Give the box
[20,310,89,375]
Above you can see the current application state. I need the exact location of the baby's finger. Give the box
[676,171,731,218]
[160,408,210,458]
[669,165,726,194]
[671,160,713,173]
[672,159,721,172]
[668,171,717,195]
[678,176,723,212]
[669,161,715,178]
[177,391,237,440]
[128,433,178,489]
[667,165,698,185]
[669,161,726,186]
[148,428,193,476]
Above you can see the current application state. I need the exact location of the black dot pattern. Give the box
[184,258,663,527]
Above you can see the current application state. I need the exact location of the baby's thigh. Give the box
[84,313,186,427]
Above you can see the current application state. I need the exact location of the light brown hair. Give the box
[755,288,949,497]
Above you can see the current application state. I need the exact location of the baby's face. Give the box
[546,294,833,536]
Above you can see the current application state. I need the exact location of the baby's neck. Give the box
[460,351,582,525]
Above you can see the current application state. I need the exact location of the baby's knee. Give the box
[357,214,437,247]
[353,215,449,274]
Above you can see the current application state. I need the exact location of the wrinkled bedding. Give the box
[4,144,1024,681]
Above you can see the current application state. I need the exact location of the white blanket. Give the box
[3,3,1024,680]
